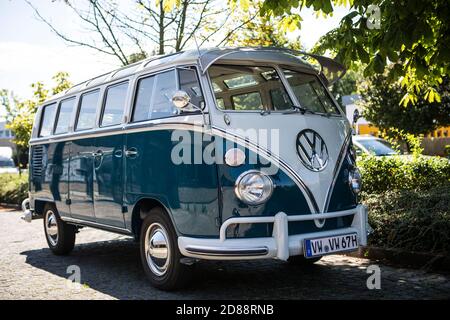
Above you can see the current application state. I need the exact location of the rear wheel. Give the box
[43,204,76,255]
[140,207,193,290]
[288,255,322,266]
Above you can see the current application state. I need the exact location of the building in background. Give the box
[0,121,15,150]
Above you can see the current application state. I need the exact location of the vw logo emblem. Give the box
[296,129,329,171]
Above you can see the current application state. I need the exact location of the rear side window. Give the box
[54,97,75,134]
[101,82,128,127]
[39,103,57,137]
[76,90,99,131]
[232,92,262,110]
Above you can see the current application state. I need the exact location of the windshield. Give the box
[357,139,398,156]
[282,69,340,114]
[208,65,292,111]
[0,157,15,167]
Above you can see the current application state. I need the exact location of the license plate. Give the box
[304,233,358,258]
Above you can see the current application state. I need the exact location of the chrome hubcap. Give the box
[45,211,58,246]
[145,223,171,276]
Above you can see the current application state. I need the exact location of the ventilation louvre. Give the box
[31,145,44,179]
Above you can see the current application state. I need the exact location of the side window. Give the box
[54,97,76,134]
[76,90,99,131]
[132,70,177,122]
[178,68,204,109]
[101,82,128,127]
[39,102,57,137]
[150,70,177,119]
[232,92,263,110]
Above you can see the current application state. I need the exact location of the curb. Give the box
[344,246,450,273]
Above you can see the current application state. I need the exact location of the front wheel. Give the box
[43,204,76,255]
[140,207,193,290]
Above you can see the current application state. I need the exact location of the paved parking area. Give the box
[0,208,449,299]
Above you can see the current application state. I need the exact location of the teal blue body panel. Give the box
[69,137,96,221]
[94,134,126,227]
[217,140,356,239]
[124,129,220,237]
[29,127,357,239]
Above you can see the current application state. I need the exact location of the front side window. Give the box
[133,70,177,122]
[39,102,57,137]
[101,82,128,127]
[54,97,76,134]
[178,67,204,109]
[282,69,339,114]
[208,65,292,111]
[76,90,99,131]
[132,68,204,122]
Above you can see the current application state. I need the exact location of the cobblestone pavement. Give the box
[1,209,449,300]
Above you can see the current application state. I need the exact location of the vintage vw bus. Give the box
[23,47,367,290]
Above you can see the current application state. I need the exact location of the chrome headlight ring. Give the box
[234,170,274,205]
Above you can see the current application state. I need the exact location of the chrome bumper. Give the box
[178,205,368,261]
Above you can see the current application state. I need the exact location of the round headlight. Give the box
[349,167,362,194]
[235,170,274,205]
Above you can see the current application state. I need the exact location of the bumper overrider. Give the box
[178,205,368,260]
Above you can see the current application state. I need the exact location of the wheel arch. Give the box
[131,197,177,239]
[34,199,53,216]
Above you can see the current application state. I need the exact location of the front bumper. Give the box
[178,205,368,261]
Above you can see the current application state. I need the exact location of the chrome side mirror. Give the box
[171,90,209,128]
[172,90,191,110]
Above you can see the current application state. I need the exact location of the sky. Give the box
[0,0,349,117]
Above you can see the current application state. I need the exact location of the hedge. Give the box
[358,155,450,255]
[363,184,450,255]
[0,173,29,206]
[357,155,450,194]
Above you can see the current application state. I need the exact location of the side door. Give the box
[68,89,100,222]
[93,81,129,228]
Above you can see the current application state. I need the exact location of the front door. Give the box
[93,134,125,227]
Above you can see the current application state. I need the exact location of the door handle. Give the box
[114,149,123,158]
[125,147,139,158]
[92,150,103,157]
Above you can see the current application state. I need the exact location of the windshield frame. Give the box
[206,62,344,117]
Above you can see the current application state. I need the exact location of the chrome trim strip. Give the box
[61,217,132,235]
[29,119,206,146]
[323,130,353,212]
[185,246,269,257]
[211,126,320,213]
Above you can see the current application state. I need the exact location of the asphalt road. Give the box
[1,208,449,299]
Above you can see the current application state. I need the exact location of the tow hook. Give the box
[21,198,32,223]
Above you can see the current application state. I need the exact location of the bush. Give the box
[0,173,29,206]
[364,184,450,255]
[358,155,450,194]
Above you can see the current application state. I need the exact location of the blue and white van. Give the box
[23,47,367,290]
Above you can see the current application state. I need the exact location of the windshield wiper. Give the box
[283,105,316,115]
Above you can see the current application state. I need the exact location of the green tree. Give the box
[0,72,71,168]
[359,73,450,136]
[236,0,450,105]
[330,68,363,107]
[225,0,302,49]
